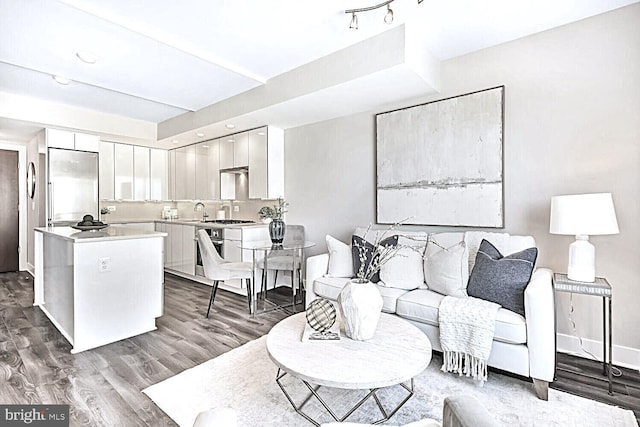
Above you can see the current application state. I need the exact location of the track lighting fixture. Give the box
[349,12,358,30]
[384,4,394,24]
[345,0,423,30]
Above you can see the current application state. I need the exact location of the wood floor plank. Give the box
[1,270,637,425]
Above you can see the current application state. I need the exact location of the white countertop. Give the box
[110,219,266,229]
[34,225,167,243]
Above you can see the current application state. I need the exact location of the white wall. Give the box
[285,4,640,367]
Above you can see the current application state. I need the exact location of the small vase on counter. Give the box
[269,218,286,244]
[337,279,383,341]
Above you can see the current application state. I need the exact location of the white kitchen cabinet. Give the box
[168,150,176,201]
[220,172,236,200]
[99,141,114,200]
[114,144,134,200]
[248,126,284,199]
[167,223,182,271]
[207,139,220,200]
[181,224,195,275]
[47,129,99,152]
[155,222,170,267]
[195,142,209,200]
[150,148,168,201]
[134,146,150,201]
[219,137,234,170]
[233,132,249,167]
[47,129,75,149]
[174,145,196,200]
[74,133,100,152]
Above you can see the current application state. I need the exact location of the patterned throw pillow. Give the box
[351,235,399,283]
[467,239,538,317]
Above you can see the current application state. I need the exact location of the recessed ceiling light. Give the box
[171,139,179,144]
[76,51,98,64]
[225,124,235,129]
[52,75,71,85]
[196,132,205,137]
[258,132,266,136]
[227,139,234,142]
[202,145,209,148]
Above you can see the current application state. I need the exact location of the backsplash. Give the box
[99,199,273,223]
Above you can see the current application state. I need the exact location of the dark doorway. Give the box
[0,149,19,272]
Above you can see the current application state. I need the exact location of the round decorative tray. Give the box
[70,224,109,231]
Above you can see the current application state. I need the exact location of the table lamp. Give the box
[549,193,619,282]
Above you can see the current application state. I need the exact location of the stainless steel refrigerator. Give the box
[48,148,99,226]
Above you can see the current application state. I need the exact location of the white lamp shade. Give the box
[549,193,619,236]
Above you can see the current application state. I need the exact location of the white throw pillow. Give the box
[325,235,353,277]
[379,246,425,290]
[423,239,469,297]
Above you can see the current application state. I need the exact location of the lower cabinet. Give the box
[158,222,195,276]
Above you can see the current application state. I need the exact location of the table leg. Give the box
[602,296,607,376]
[292,249,298,311]
[608,296,613,395]
[250,249,257,316]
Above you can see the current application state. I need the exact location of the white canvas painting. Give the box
[376,86,504,227]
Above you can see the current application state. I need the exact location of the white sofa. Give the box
[305,229,555,400]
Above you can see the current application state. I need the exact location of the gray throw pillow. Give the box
[467,239,538,317]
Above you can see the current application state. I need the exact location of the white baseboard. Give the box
[557,333,640,371]
[25,263,34,276]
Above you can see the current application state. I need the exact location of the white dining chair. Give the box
[196,229,254,317]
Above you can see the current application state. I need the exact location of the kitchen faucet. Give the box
[194,202,208,221]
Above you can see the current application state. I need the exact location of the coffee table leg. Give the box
[275,369,415,426]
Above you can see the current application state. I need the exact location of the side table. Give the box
[553,273,612,395]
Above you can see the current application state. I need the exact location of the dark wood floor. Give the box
[552,352,640,423]
[0,271,288,426]
[0,271,638,426]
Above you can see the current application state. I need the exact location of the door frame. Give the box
[0,141,27,271]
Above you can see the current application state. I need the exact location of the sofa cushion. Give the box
[396,289,527,345]
[424,239,468,297]
[351,234,398,283]
[325,235,353,277]
[467,239,538,317]
[312,276,406,313]
[379,246,425,290]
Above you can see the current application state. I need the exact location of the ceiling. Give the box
[0,0,637,145]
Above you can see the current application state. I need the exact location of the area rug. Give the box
[143,336,637,427]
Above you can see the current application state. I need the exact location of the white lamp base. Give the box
[567,235,595,282]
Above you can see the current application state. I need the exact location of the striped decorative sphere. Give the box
[305,298,337,333]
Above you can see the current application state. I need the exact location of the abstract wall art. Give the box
[376,86,505,227]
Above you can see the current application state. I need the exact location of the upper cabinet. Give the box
[47,129,99,152]
[150,149,168,201]
[114,144,134,200]
[174,145,196,200]
[133,146,150,201]
[248,126,284,199]
[166,125,284,201]
[232,132,249,168]
[99,141,115,200]
[100,143,169,201]
[219,137,234,169]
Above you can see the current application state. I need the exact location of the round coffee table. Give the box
[266,312,432,426]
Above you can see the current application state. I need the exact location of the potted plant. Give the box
[258,197,289,244]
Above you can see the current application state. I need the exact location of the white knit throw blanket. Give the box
[438,295,500,385]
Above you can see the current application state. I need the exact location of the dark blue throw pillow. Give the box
[351,235,399,283]
[467,239,538,317]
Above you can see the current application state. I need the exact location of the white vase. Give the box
[337,279,383,341]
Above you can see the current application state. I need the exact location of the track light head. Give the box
[384,4,394,24]
[349,12,358,30]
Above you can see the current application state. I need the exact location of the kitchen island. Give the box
[34,225,167,353]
